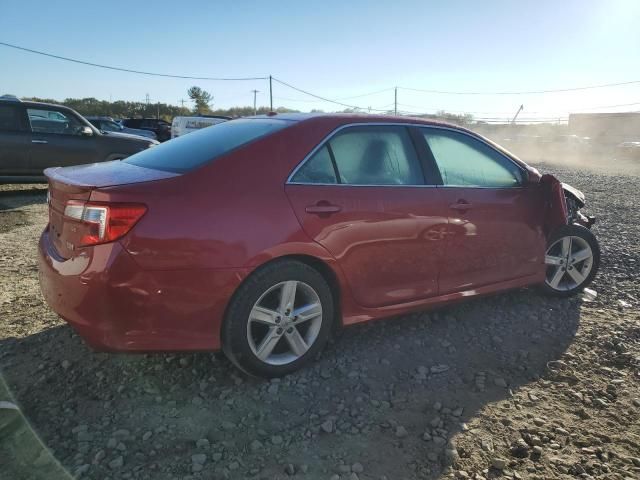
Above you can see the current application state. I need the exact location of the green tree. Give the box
[187,86,213,114]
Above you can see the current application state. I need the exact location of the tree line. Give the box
[22,84,473,125]
[22,96,300,120]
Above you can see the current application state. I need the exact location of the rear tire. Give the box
[222,260,334,378]
[539,224,600,297]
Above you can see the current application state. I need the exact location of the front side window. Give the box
[125,118,292,173]
[0,105,23,132]
[27,108,85,136]
[292,125,423,186]
[422,128,523,187]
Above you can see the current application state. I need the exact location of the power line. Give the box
[4,40,640,115]
[0,41,267,81]
[272,77,389,112]
[398,80,640,96]
[334,88,395,100]
[573,101,640,110]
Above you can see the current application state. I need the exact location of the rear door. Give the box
[27,107,100,173]
[285,124,448,308]
[0,103,30,175]
[418,127,546,294]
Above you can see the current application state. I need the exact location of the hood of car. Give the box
[102,131,159,144]
[561,182,586,207]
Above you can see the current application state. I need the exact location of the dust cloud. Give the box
[470,117,640,176]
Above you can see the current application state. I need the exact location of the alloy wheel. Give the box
[247,281,323,365]
[545,235,594,291]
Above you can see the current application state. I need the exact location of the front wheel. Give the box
[540,224,600,297]
[222,260,334,378]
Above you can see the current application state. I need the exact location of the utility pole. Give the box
[269,75,273,112]
[179,98,185,108]
[157,102,160,120]
[251,89,259,115]
[394,87,398,116]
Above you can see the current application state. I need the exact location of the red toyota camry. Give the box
[38,114,599,377]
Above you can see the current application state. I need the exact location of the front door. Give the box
[286,125,448,308]
[26,107,99,174]
[418,127,546,294]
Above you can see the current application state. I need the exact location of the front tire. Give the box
[540,224,600,297]
[222,260,334,378]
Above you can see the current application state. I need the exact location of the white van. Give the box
[171,115,231,139]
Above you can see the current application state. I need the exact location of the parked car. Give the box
[86,116,157,140]
[0,96,158,182]
[38,113,599,377]
[122,118,171,142]
[171,115,231,138]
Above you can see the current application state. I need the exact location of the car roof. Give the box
[249,112,464,129]
[0,98,77,112]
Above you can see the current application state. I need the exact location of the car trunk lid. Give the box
[45,161,179,258]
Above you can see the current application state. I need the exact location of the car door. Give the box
[418,127,546,294]
[27,107,100,174]
[0,103,30,175]
[285,124,449,308]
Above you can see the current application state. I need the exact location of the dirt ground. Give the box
[1,157,639,480]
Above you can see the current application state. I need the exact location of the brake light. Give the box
[64,201,147,246]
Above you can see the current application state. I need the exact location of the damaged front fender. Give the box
[540,175,595,234]
[541,174,569,234]
[562,182,586,208]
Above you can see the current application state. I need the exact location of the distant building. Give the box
[569,112,640,144]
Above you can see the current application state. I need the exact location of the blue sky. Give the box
[2,0,640,120]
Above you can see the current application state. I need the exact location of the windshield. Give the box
[124,118,291,173]
[101,120,123,132]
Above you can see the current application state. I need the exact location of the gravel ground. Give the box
[1,157,639,480]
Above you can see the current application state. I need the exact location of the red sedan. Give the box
[38,114,599,377]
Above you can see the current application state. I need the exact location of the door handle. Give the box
[31,139,48,144]
[449,201,473,211]
[305,203,342,215]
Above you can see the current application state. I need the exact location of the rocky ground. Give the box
[0,157,639,480]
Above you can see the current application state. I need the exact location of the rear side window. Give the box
[292,146,337,184]
[0,105,23,132]
[125,118,291,173]
[291,125,423,186]
[421,128,523,187]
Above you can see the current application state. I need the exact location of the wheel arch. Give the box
[222,253,345,339]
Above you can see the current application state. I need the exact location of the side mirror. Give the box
[80,126,93,137]
[523,167,541,185]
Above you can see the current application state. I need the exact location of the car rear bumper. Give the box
[38,228,247,352]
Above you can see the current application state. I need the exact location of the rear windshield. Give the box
[125,118,291,173]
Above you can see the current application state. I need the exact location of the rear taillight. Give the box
[64,201,147,246]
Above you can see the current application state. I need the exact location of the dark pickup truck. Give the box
[0,96,158,183]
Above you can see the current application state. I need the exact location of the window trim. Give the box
[288,123,429,187]
[286,122,526,188]
[26,107,97,137]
